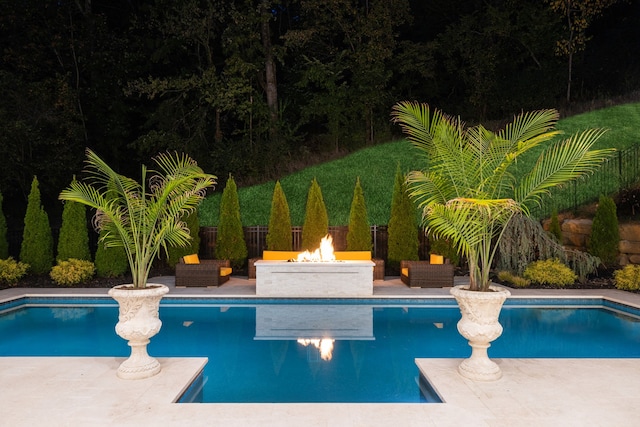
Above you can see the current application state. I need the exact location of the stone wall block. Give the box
[561,219,593,235]
[619,240,640,254]
[619,222,640,242]
[562,231,587,247]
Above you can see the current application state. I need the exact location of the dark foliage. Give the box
[216,176,248,268]
[346,177,372,251]
[266,181,293,251]
[588,195,620,266]
[301,178,329,251]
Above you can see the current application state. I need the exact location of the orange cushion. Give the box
[263,251,301,260]
[183,254,200,264]
[430,254,444,264]
[220,267,232,276]
[401,267,409,277]
[334,251,371,261]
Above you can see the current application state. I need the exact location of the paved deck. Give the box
[2,276,640,426]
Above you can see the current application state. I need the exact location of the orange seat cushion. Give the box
[220,267,232,277]
[262,251,301,260]
[430,254,444,264]
[334,251,371,261]
[401,267,409,277]
[183,254,200,264]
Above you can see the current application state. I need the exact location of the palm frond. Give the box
[516,128,614,205]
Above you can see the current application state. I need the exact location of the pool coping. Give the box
[2,276,640,426]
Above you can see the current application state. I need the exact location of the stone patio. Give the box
[1,276,640,426]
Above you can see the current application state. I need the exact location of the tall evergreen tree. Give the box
[301,178,329,251]
[20,177,54,274]
[57,184,91,262]
[166,210,201,268]
[266,181,293,251]
[588,194,619,266]
[216,175,247,269]
[346,177,372,251]
[387,167,419,270]
[0,191,8,259]
[94,229,128,277]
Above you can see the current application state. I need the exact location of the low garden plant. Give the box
[523,259,577,287]
[0,258,29,286]
[614,264,640,291]
[50,258,95,286]
[497,270,531,288]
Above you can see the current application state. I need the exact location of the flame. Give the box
[296,235,336,262]
[297,338,335,360]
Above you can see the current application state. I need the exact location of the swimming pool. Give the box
[1,297,639,403]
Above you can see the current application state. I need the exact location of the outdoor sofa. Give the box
[175,254,232,287]
[400,258,454,288]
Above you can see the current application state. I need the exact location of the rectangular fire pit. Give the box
[255,260,375,297]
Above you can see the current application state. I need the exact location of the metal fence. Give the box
[199,225,431,262]
[532,143,640,218]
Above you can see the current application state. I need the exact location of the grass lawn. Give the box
[199,102,640,227]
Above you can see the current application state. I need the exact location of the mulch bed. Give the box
[0,265,175,291]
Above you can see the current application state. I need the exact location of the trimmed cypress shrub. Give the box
[57,191,91,262]
[20,177,54,274]
[588,195,619,266]
[216,175,247,269]
[166,210,201,268]
[346,177,371,251]
[0,191,8,259]
[266,181,293,251]
[429,235,460,265]
[548,209,562,242]
[301,177,329,251]
[387,167,419,270]
[94,229,128,277]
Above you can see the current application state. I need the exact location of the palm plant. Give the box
[59,149,216,288]
[392,101,614,291]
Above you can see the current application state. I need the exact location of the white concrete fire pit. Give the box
[255,260,375,297]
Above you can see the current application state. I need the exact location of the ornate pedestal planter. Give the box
[450,284,510,381]
[108,284,169,380]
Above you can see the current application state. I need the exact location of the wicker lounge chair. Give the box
[175,257,232,287]
[400,260,454,288]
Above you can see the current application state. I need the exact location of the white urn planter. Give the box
[108,284,169,380]
[450,284,510,381]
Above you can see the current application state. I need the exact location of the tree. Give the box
[57,181,91,262]
[94,230,128,278]
[435,0,562,118]
[216,175,248,269]
[285,0,411,149]
[547,0,619,102]
[346,177,371,251]
[392,101,614,291]
[549,208,563,242]
[588,194,619,266]
[0,191,8,259]
[20,177,54,274]
[166,210,201,268]
[266,181,292,251]
[301,178,329,251]
[387,166,419,270]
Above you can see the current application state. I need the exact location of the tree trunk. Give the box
[261,1,278,136]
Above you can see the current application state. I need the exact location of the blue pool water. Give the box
[1,297,639,403]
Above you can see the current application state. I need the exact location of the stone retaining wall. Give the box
[559,219,640,265]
